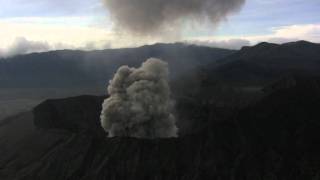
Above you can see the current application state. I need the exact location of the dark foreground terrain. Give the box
[0,75,320,180]
[1,41,320,179]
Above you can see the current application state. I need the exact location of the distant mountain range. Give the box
[1,41,320,90]
[0,43,234,88]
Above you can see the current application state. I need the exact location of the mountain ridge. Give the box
[0,43,235,88]
[206,40,320,85]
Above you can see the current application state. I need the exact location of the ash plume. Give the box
[100,58,178,138]
[103,0,246,36]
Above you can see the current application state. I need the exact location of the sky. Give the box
[0,0,320,56]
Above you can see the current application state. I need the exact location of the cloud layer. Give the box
[0,37,50,57]
[186,39,250,49]
[104,0,246,36]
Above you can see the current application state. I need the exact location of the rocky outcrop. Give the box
[33,95,107,137]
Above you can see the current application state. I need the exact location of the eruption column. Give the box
[100,58,178,138]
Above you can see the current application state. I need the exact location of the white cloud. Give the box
[0,17,176,56]
[3,37,50,57]
[185,39,250,49]
[0,36,115,57]
[242,24,320,43]
[187,24,320,48]
[273,24,320,40]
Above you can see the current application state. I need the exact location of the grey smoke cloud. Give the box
[103,0,246,36]
[100,58,178,138]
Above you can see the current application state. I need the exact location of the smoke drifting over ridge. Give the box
[104,0,246,36]
[100,58,178,138]
[0,37,50,58]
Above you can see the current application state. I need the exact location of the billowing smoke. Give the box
[100,58,178,138]
[103,0,246,36]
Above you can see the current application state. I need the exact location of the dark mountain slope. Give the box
[208,41,320,85]
[0,43,234,88]
[0,75,320,180]
[234,76,320,179]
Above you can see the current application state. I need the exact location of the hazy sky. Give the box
[0,0,320,56]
